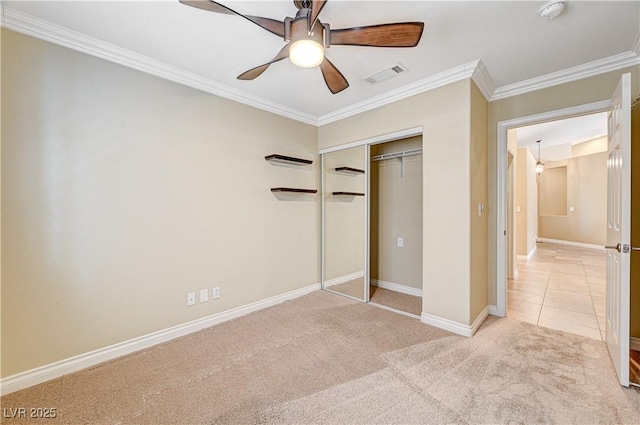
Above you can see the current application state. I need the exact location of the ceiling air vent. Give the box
[364,63,408,85]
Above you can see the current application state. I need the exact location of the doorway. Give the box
[504,112,609,340]
[496,100,610,318]
[497,74,635,387]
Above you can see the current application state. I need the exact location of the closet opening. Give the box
[320,129,423,319]
[369,136,423,318]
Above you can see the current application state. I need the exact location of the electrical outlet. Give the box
[397,237,404,248]
[187,292,196,306]
[212,287,220,300]
[200,289,209,303]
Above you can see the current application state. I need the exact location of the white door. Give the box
[605,73,631,387]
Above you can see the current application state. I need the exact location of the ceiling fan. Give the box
[179,0,425,94]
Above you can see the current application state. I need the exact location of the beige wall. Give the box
[538,153,607,245]
[631,103,640,338]
[571,136,607,158]
[319,79,487,327]
[1,29,320,377]
[488,65,640,306]
[370,137,422,290]
[538,165,568,216]
[323,146,366,281]
[515,147,538,256]
[470,82,488,322]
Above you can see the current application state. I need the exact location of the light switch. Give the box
[200,289,209,303]
[516,206,521,213]
[569,206,575,212]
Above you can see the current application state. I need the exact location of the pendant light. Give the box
[535,140,545,175]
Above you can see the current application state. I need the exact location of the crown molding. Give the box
[3,7,639,126]
[317,60,482,126]
[491,50,640,101]
[1,7,318,126]
[471,60,496,101]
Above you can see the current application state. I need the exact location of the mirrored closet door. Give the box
[321,145,368,301]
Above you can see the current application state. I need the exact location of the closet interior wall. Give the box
[370,136,423,296]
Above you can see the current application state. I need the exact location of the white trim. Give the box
[516,245,538,261]
[369,302,420,320]
[537,238,606,251]
[317,60,482,126]
[495,100,611,318]
[472,60,496,101]
[630,337,640,352]
[370,279,422,298]
[420,306,489,337]
[322,271,365,288]
[0,7,318,126]
[0,283,321,396]
[488,305,500,317]
[319,126,423,155]
[4,7,637,127]
[491,51,640,101]
[632,32,640,55]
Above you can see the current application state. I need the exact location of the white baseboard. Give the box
[322,271,365,288]
[488,305,500,317]
[631,337,640,351]
[0,283,321,396]
[421,306,489,337]
[516,245,537,261]
[536,238,605,251]
[370,279,422,297]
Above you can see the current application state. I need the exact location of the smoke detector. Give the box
[539,0,567,20]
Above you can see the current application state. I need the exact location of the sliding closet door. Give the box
[321,146,368,301]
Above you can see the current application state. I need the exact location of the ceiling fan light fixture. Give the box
[289,39,324,68]
[538,0,567,20]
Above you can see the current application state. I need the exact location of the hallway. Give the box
[507,242,606,341]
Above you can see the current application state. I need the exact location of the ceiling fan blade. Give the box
[308,0,328,32]
[319,58,349,94]
[237,45,290,80]
[180,0,285,38]
[330,22,424,47]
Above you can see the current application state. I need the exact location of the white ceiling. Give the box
[2,1,639,124]
[515,112,608,162]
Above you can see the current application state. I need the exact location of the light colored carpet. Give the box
[2,290,639,424]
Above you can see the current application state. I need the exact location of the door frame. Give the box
[495,100,610,317]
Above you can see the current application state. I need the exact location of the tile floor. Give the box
[507,242,606,341]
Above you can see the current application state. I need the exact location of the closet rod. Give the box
[370,148,422,162]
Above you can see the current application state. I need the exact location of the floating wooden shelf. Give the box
[271,187,317,194]
[332,191,365,196]
[265,154,313,165]
[335,166,365,174]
